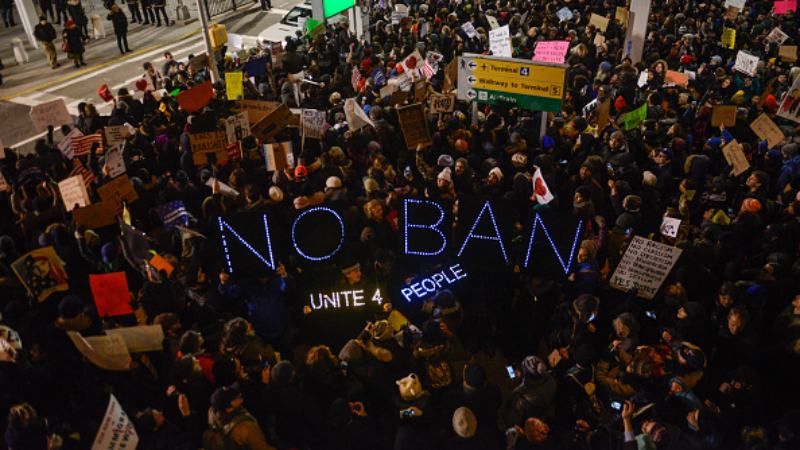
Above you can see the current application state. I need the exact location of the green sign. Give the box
[624,103,648,130]
[323,0,354,18]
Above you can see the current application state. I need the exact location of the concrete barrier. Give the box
[11,38,30,65]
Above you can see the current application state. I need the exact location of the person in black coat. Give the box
[107,4,130,54]
[62,19,86,67]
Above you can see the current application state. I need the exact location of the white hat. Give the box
[452,407,477,438]
[268,186,284,202]
[326,176,343,190]
[293,196,310,210]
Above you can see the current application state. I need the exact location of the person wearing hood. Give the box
[205,385,275,450]
[501,355,558,427]
[62,19,86,68]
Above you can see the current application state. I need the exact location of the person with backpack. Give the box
[204,386,275,450]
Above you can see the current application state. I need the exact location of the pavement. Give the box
[0,0,298,153]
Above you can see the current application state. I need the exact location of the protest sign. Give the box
[11,247,69,302]
[390,89,409,106]
[750,113,785,149]
[379,83,397,99]
[97,174,138,205]
[190,131,229,166]
[637,70,649,87]
[414,79,427,102]
[148,252,174,277]
[68,332,132,372]
[733,51,759,76]
[779,45,797,62]
[766,27,789,44]
[58,128,83,159]
[711,105,738,127]
[104,125,128,147]
[724,5,740,19]
[615,6,629,27]
[778,74,800,123]
[725,0,746,8]
[106,325,165,353]
[29,99,72,132]
[206,177,240,198]
[301,109,326,139]
[73,202,119,229]
[428,93,456,113]
[533,40,570,64]
[397,103,432,150]
[264,142,294,172]
[486,15,500,29]
[594,33,606,47]
[722,27,736,49]
[344,98,375,131]
[444,58,458,92]
[774,0,797,14]
[610,236,683,299]
[90,272,134,318]
[556,7,573,21]
[58,175,91,212]
[489,25,512,57]
[722,139,752,176]
[177,80,213,113]
[461,22,478,39]
[225,71,244,100]
[596,98,611,132]
[91,394,138,449]
[660,217,681,238]
[240,99,280,124]
[624,103,648,130]
[589,13,610,32]
[251,103,291,141]
[103,145,126,178]
[224,112,251,145]
[665,70,689,87]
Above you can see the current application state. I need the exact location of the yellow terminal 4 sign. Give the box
[457,53,567,112]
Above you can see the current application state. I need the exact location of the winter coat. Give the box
[63,27,84,54]
[501,375,558,427]
[34,23,57,42]
[107,9,128,35]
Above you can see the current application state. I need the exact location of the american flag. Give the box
[72,133,103,158]
[155,201,192,229]
[419,61,437,80]
[69,160,96,188]
[351,66,362,92]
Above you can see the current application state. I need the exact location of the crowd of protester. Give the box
[2,0,800,448]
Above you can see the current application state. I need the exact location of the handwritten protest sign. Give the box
[725,0,746,8]
[29,99,72,133]
[344,98,375,131]
[301,109,326,139]
[206,177,240,199]
[73,201,119,229]
[414,79,427,102]
[615,7,629,27]
[589,13,610,32]
[106,325,165,353]
[722,139,752,176]
[665,70,689,87]
[779,45,797,62]
[58,175,91,212]
[264,142,294,172]
[103,145,126,178]
[533,41,570,64]
[660,217,682,238]
[489,25,512,57]
[103,126,127,147]
[224,112,250,144]
[711,105,737,127]
[596,98,611,131]
[766,27,789,44]
[90,272,134,318]
[722,27,736,49]
[68,332,132,372]
[733,51,759,76]
[461,22,478,39]
[225,71,244,100]
[774,0,797,14]
[610,236,683,299]
[778,74,800,123]
[91,394,138,449]
[397,103,432,150]
[11,247,69,302]
[97,174,138,205]
[251,103,291,141]
[428,93,456,113]
[444,58,458,92]
[190,131,229,166]
[239,100,281,124]
[176,80,213,113]
[750,113,785,149]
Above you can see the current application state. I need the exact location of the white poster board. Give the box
[58,175,91,212]
[29,99,72,133]
[733,51,759,76]
[91,394,139,450]
[461,22,478,39]
[659,217,681,238]
[489,25,512,57]
[301,109,326,139]
[205,176,240,199]
[625,0,651,64]
[609,236,683,299]
[103,146,126,179]
[224,112,251,144]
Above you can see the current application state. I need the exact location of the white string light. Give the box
[403,199,447,256]
[524,213,583,274]
[292,207,345,261]
[218,214,276,273]
[457,200,509,264]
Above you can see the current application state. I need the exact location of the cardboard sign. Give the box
[29,99,72,133]
[589,13,610,32]
[733,51,759,77]
[390,90,409,106]
[615,6,629,27]
[444,58,458,93]
[106,325,165,353]
[533,40,570,64]
[240,99,281,124]
[301,109,326,139]
[90,272,134,317]
[610,236,683,299]
[660,217,681,238]
[413,79,427,102]
[428,93,456,113]
[722,139,752,176]
[11,246,69,302]
[91,394,138,449]
[225,71,244,100]
[665,70,689,87]
[73,201,119,229]
[750,113,785,149]
[251,103,291,141]
[58,175,91,212]
[264,142,294,172]
[711,105,737,127]
[148,253,174,277]
[97,174,138,205]
[103,126,127,147]
[489,25,512,57]
[103,145,126,178]
[379,83,397,99]
[68,332,132,372]
[344,98,375,131]
[397,103,432,150]
[779,45,797,62]
[176,80,214,113]
[188,53,209,73]
[224,112,251,144]
[721,27,736,49]
[206,176,239,198]
[596,98,611,131]
[190,131,229,166]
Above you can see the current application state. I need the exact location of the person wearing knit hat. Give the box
[363,177,380,195]
[437,167,453,184]
[293,196,310,210]
[325,176,342,191]
[294,165,308,179]
[511,152,528,169]
[488,166,504,185]
[437,154,454,168]
[451,407,478,438]
[642,170,658,187]
[740,198,762,214]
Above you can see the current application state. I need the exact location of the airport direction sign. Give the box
[457,53,567,112]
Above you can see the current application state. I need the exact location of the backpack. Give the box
[425,359,453,389]
[201,411,257,450]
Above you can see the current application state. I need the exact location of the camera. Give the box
[610,401,622,411]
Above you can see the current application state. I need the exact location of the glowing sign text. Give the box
[401,264,468,302]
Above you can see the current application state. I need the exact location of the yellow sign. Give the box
[461,57,565,100]
[722,27,736,49]
[225,72,244,101]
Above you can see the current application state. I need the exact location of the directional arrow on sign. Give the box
[467,90,477,99]
[467,75,477,84]
[467,60,477,70]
